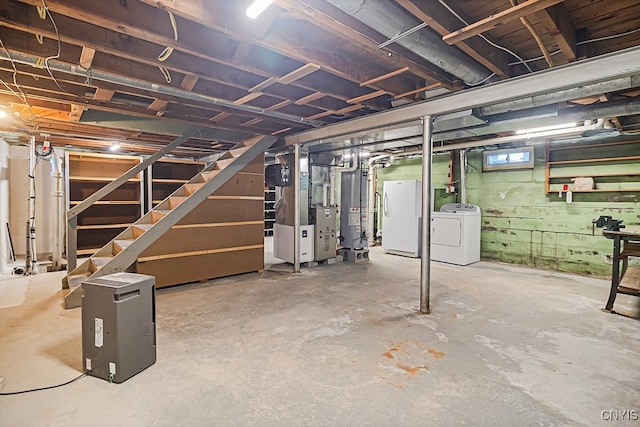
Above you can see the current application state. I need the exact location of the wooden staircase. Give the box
[62,135,276,308]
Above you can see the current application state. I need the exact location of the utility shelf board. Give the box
[77,248,100,255]
[70,200,141,205]
[153,178,189,184]
[549,172,640,179]
[77,223,131,230]
[69,176,141,182]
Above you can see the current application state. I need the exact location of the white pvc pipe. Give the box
[50,154,64,271]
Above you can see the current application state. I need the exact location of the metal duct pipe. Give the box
[0,51,322,129]
[325,0,492,85]
[480,77,639,116]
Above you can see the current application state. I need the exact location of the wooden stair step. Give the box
[214,158,235,170]
[92,257,113,267]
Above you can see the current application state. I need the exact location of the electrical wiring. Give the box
[508,27,640,66]
[437,0,534,74]
[39,0,71,96]
[0,373,87,395]
[157,11,179,84]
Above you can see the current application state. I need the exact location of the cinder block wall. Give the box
[376,144,639,277]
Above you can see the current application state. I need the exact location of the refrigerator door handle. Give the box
[383,193,388,216]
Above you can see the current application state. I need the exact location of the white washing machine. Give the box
[431,203,481,265]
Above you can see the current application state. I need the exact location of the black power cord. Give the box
[0,373,87,395]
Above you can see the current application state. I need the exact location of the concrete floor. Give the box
[1,240,639,426]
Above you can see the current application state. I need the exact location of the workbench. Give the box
[603,229,640,312]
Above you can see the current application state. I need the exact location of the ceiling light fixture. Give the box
[0,110,6,119]
[109,142,121,152]
[245,0,274,19]
[516,122,577,135]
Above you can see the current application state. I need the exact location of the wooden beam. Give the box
[231,42,253,63]
[305,110,335,120]
[233,92,263,105]
[209,111,231,121]
[7,0,389,111]
[78,45,95,69]
[242,118,262,126]
[93,88,115,102]
[179,74,199,91]
[536,3,577,62]
[278,63,321,85]
[443,0,569,45]
[69,104,82,121]
[394,83,442,100]
[360,67,409,87]
[266,100,292,111]
[249,77,278,93]
[272,127,292,135]
[294,91,325,105]
[509,0,553,68]
[394,0,510,79]
[347,90,386,104]
[335,104,364,115]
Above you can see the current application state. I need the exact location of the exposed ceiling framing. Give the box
[0,0,638,157]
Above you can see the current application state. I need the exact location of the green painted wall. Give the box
[376,143,640,277]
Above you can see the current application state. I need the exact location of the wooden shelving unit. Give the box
[147,157,203,210]
[545,139,640,194]
[136,155,266,288]
[264,187,275,236]
[65,151,143,256]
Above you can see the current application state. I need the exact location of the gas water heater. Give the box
[340,159,368,250]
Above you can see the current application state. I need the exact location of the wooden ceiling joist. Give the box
[209,111,231,121]
[78,45,95,69]
[443,0,569,45]
[233,92,264,105]
[536,3,577,62]
[93,88,115,102]
[69,104,82,121]
[360,67,409,87]
[347,90,386,104]
[278,63,321,85]
[294,91,326,106]
[305,110,335,120]
[394,83,442,100]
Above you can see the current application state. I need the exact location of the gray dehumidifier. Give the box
[81,273,156,383]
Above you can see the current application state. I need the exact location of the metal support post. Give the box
[420,116,433,314]
[293,144,301,273]
[459,149,467,204]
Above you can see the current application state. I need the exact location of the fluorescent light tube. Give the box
[246,0,274,19]
[516,122,577,135]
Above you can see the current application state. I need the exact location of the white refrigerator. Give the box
[382,180,421,257]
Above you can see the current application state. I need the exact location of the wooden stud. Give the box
[305,110,335,120]
[266,100,292,111]
[278,63,321,84]
[335,104,364,115]
[234,92,263,105]
[360,67,409,87]
[347,90,386,104]
[394,83,442,99]
[249,77,278,93]
[294,92,326,105]
[443,0,569,45]
[93,88,115,102]
[272,127,292,135]
[78,45,95,69]
[69,104,82,121]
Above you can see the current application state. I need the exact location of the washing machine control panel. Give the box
[440,203,480,213]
